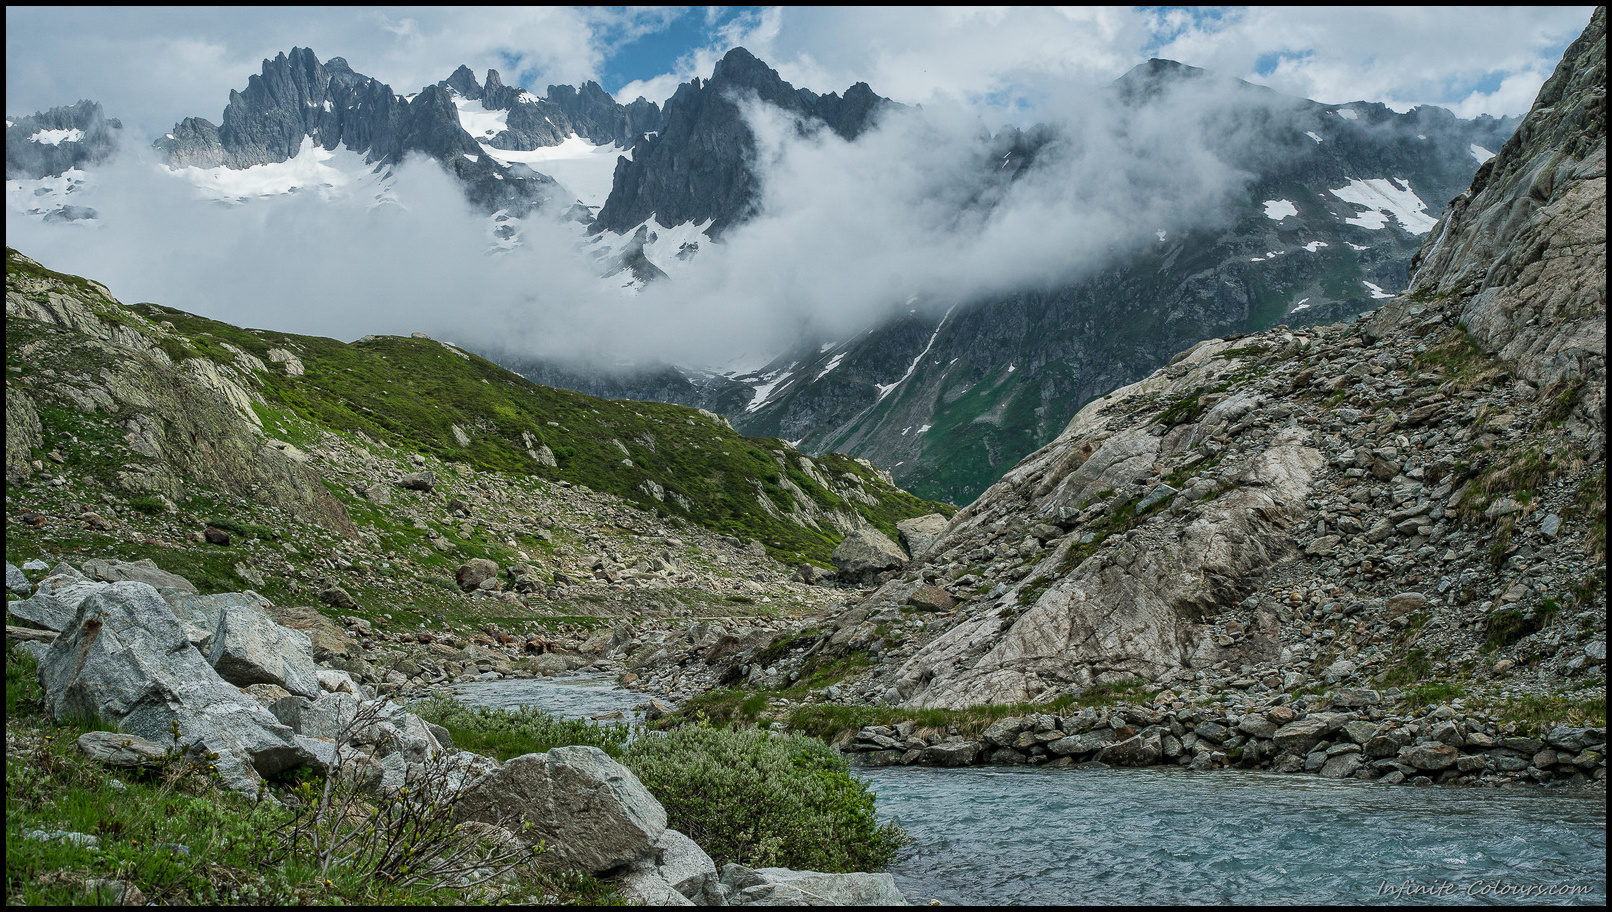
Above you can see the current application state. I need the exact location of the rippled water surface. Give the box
[456,677,1605,905]
[452,673,656,722]
[867,765,1606,906]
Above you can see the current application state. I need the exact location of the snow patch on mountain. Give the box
[479,134,623,208]
[1329,177,1436,234]
[1362,280,1396,299]
[876,307,954,403]
[169,136,395,206]
[454,98,509,141]
[1469,143,1496,164]
[1262,199,1298,220]
[744,363,797,413]
[29,128,85,145]
[814,351,849,381]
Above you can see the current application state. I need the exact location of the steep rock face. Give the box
[464,72,663,150]
[5,100,122,180]
[1391,6,1605,438]
[593,47,893,235]
[153,48,562,215]
[892,340,1320,707]
[879,12,1605,709]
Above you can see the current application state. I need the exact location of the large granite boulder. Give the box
[895,514,950,562]
[81,557,198,595]
[38,582,311,790]
[7,563,112,632]
[831,529,908,582]
[208,601,323,699]
[455,745,667,874]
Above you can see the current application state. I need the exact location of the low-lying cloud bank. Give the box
[8,72,1317,371]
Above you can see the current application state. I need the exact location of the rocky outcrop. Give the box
[1393,6,1605,442]
[5,386,42,481]
[594,47,893,236]
[152,48,561,216]
[815,8,1605,720]
[208,601,324,699]
[5,99,122,180]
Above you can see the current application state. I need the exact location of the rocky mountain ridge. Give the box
[593,47,892,237]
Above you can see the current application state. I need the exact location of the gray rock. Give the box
[1273,718,1332,755]
[1237,715,1278,740]
[616,868,695,906]
[750,867,909,905]
[922,741,978,766]
[6,561,30,596]
[1047,730,1109,756]
[654,828,717,899]
[1096,732,1163,767]
[81,558,198,595]
[38,582,310,789]
[164,591,270,651]
[398,471,436,492]
[456,558,500,592]
[895,514,950,561]
[1319,752,1364,779]
[1341,721,1377,745]
[76,730,171,768]
[7,565,112,631]
[295,691,360,741]
[831,529,908,580]
[208,602,322,699]
[1398,742,1460,771]
[456,745,667,874]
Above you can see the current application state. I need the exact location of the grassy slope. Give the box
[7,248,951,568]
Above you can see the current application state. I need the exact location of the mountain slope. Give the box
[5,248,951,571]
[722,64,1517,502]
[814,6,1604,713]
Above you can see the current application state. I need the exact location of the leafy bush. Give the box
[409,694,629,761]
[128,494,170,516]
[623,725,906,872]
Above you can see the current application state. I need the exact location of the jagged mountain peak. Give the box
[443,63,484,99]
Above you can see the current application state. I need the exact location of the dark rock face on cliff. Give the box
[593,47,894,235]
[833,8,1605,712]
[5,100,122,180]
[446,66,663,151]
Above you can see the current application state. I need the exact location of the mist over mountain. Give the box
[6,43,1518,503]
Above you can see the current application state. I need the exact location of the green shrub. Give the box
[128,494,170,516]
[623,725,906,873]
[409,694,629,761]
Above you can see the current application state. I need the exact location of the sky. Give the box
[7,6,1592,137]
[4,6,1597,370]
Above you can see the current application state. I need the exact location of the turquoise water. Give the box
[454,676,1607,905]
[865,765,1606,906]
